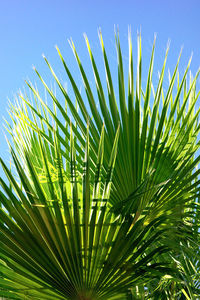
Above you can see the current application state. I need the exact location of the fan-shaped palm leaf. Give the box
[2,30,200,298]
[0,125,179,299]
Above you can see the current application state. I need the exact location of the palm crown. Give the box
[0,30,200,299]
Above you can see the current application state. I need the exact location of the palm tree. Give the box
[0,30,200,299]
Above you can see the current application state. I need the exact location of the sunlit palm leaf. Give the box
[2,30,200,298]
[0,124,179,299]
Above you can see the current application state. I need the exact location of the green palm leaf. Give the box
[0,125,177,299]
[1,30,200,298]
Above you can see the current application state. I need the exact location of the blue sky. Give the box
[0,0,200,165]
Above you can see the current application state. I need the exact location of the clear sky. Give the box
[0,0,200,165]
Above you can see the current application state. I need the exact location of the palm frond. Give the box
[2,30,200,298]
